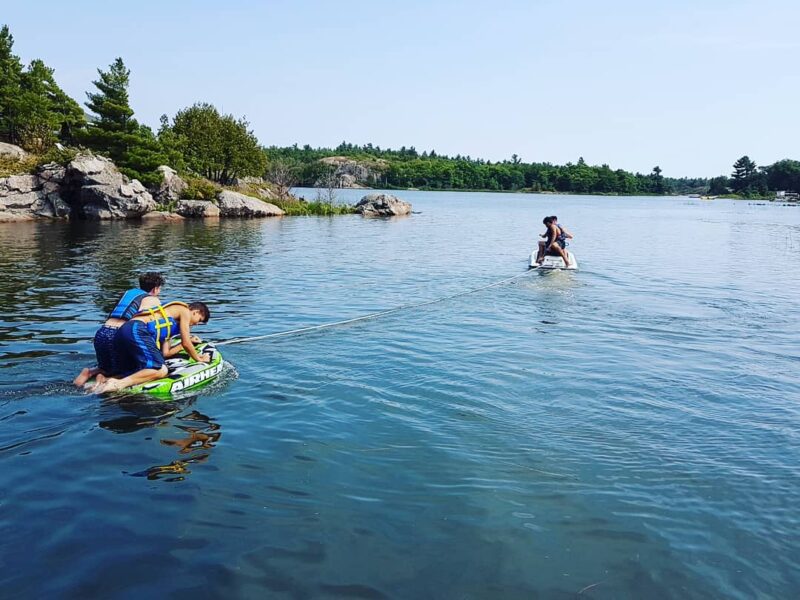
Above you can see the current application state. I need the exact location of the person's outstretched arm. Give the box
[177,307,208,363]
[162,339,183,358]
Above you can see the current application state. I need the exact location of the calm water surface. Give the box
[1,191,799,598]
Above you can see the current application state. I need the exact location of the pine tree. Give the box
[15,59,85,151]
[80,57,136,162]
[731,156,757,193]
[0,26,85,150]
[0,25,24,143]
[78,57,166,186]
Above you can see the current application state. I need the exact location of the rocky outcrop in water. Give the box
[176,199,221,218]
[1,152,156,221]
[216,190,284,217]
[0,151,286,222]
[142,210,184,221]
[0,163,69,222]
[355,193,412,217]
[62,154,156,219]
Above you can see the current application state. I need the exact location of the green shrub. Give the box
[181,175,220,200]
[0,145,78,177]
[271,197,356,216]
[155,199,178,213]
[0,154,39,177]
[37,145,78,166]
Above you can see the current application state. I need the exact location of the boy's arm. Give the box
[161,339,183,358]
[562,227,573,239]
[177,307,207,362]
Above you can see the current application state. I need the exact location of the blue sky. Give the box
[4,0,798,177]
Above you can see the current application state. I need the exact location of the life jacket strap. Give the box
[147,304,174,341]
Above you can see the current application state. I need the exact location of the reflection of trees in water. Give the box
[99,396,221,482]
[0,219,266,317]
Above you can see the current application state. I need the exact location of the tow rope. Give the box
[217,270,532,346]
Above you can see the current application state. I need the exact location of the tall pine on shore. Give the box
[0,24,84,151]
[0,25,23,143]
[78,57,166,186]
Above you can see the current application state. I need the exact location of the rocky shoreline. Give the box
[0,144,412,223]
[0,146,284,222]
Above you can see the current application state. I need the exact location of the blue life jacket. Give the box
[108,288,149,320]
[146,316,177,346]
[139,302,188,346]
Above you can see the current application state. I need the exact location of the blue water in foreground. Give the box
[1,190,799,598]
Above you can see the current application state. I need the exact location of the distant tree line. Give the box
[267,143,800,197]
[265,143,682,195]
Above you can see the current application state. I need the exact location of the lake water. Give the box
[1,190,799,598]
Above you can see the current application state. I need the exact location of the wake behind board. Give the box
[90,341,225,398]
[529,249,578,270]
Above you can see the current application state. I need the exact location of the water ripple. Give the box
[0,194,798,597]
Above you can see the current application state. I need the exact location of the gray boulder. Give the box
[141,210,184,221]
[37,162,66,184]
[63,152,155,219]
[355,193,412,216]
[3,174,37,194]
[0,169,70,221]
[176,199,221,218]
[66,154,124,187]
[153,165,187,202]
[216,190,284,217]
[0,142,27,160]
[78,184,155,219]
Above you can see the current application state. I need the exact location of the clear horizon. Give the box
[4,0,798,178]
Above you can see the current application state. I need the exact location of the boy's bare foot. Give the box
[93,378,125,394]
[73,368,92,387]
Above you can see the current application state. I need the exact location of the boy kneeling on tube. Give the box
[90,301,210,394]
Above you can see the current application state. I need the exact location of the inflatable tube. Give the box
[90,341,225,397]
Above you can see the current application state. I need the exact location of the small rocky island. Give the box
[355,194,412,216]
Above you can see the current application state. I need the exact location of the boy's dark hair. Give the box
[188,302,211,323]
[139,272,165,293]
[550,215,558,221]
[543,217,553,225]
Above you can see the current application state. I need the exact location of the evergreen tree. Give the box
[78,57,167,186]
[650,166,666,194]
[707,175,729,195]
[0,26,85,150]
[730,156,757,193]
[80,57,136,161]
[0,25,23,143]
[16,59,85,151]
